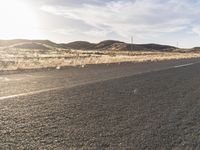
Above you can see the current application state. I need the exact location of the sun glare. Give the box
[0,0,41,39]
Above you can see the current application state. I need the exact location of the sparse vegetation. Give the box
[1,46,200,71]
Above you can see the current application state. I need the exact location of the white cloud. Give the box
[192,26,200,36]
[40,0,200,47]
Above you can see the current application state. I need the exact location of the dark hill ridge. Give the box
[59,41,95,50]
[63,40,176,51]
[192,47,200,51]
[0,39,177,51]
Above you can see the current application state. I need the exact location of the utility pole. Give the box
[176,42,179,48]
[131,36,133,51]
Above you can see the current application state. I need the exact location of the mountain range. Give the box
[0,39,188,52]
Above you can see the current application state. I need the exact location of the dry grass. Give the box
[1,47,200,71]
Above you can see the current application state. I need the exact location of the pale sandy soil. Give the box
[1,47,200,70]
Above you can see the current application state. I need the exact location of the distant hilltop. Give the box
[0,39,185,52]
[60,40,176,51]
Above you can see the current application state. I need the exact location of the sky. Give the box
[1,0,200,48]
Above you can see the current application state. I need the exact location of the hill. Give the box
[59,41,95,50]
[62,40,176,51]
[0,39,59,48]
[13,42,50,50]
[0,39,176,51]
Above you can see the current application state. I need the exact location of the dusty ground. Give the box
[1,47,200,70]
